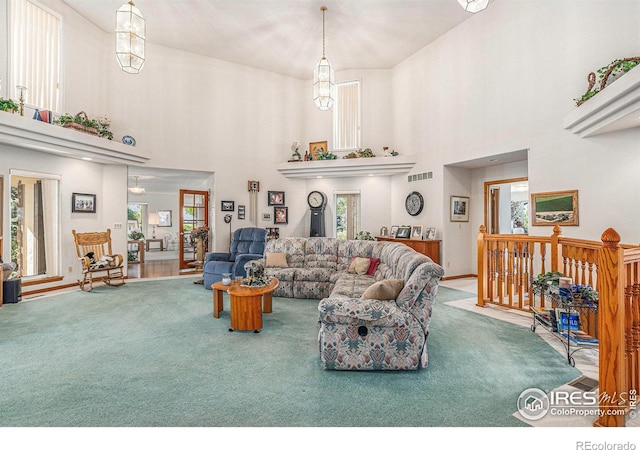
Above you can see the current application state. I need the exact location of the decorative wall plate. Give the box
[122,135,136,146]
[405,191,424,216]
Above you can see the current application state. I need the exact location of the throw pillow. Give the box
[348,257,371,275]
[360,279,405,301]
[265,252,288,268]
[366,258,380,276]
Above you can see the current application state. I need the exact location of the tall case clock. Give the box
[307,191,327,237]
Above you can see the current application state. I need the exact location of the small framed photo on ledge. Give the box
[410,225,423,240]
[426,227,437,240]
[395,225,411,239]
[390,225,399,238]
[309,141,327,160]
[72,193,96,213]
[221,200,235,212]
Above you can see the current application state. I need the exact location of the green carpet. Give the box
[0,280,579,427]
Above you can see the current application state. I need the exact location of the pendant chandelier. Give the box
[313,6,334,111]
[116,1,146,74]
[457,0,490,13]
[128,176,145,195]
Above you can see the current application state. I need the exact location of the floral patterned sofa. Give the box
[246,237,444,371]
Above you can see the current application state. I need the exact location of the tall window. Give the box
[10,170,60,279]
[333,80,361,151]
[335,193,360,240]
[10,0,62,112]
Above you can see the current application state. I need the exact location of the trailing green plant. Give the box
[128,230,145,240]
[314,150,338,160]
[0,97,19,112]
[55,112,113,139]
[574,57,640,106]
[355,230,375,241]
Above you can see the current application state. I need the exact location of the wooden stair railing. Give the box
[477,226,640,426]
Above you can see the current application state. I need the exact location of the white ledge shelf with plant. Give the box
[0,109,149,165]
[276,154,417,178]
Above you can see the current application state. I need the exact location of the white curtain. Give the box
[333,81,361,151]
[41,178,59,276]
[10,0,62,112]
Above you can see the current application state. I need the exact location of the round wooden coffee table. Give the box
[227,278,279,333]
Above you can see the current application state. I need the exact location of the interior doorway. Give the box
[484,177,529,234]
[179,189,209,270]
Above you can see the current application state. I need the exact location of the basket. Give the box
[62,111,98,136]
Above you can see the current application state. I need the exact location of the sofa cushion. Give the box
[304,238,338,269]
[294,267,336,282]
[265,252,288,267]
[318,297,409,326]
[347,257,370,275]
[367,258,380,275]
[263,267,297,282]
[330,273,375,299]
[360,279,405,301]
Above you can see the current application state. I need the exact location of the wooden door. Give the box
[179,189,209,270]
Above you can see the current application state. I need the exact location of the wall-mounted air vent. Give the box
[408,171,433,182]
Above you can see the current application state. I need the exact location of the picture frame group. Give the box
[389,225,436,240]
[268,191,285,206]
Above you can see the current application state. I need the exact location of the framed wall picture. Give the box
[309,141,327,160]
[268,191,285,206]
[262,212,272,221]
[396,225,411,239]
[72,193,96,213]
[221,200,235,212]
[410,225,423,240]
[274,206,288,224]
[157,210,172,227]
[238,205,246,220]
[531,190,579,226]
[127,219,139,233]
[426,227,437,240]
[450,195,470,222]
[390,225,399,238]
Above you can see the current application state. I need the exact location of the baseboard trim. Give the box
[441,274,477,281]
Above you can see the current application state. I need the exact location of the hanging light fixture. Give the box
[313,6,334,111]
[457,0,490,13]
[128,176,145,195]
[116,1,146,74]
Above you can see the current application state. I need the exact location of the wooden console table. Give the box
[146,238,164,252]
[375,236,440,264]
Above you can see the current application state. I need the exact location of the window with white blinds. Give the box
[10,0,62,112]
[333,80,361,151]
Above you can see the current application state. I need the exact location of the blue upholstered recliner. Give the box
[203,227,267,289]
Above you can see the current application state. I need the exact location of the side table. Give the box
[211,278,279,333]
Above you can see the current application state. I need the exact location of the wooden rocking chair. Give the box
[72,229,125,291]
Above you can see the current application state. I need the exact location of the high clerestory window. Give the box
[10,0,62,112]
[333,80,361,152]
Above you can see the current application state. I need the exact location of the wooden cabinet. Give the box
[376,236,440,265]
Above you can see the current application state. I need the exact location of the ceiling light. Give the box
[116,1,146,74]
[313,6,335,111]
[457,0,490,13]
[128,176,145,195]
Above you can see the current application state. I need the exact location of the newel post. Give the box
[477,225,487,307]
[550,225,562,273]
[596,228,626,427]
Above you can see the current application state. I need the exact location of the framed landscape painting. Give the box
[531,190,579,226]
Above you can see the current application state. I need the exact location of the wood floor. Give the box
[127,259,199,279]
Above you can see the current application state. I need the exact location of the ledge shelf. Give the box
[276,154,417,178]
[0,112,149,165]
[564,65,640,137]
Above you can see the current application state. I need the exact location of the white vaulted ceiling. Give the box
[61,0,473,79]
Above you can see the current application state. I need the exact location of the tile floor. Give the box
[440,277,639,427]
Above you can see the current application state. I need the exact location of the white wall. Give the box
[0,146,128,286]
[392,0,640,277]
